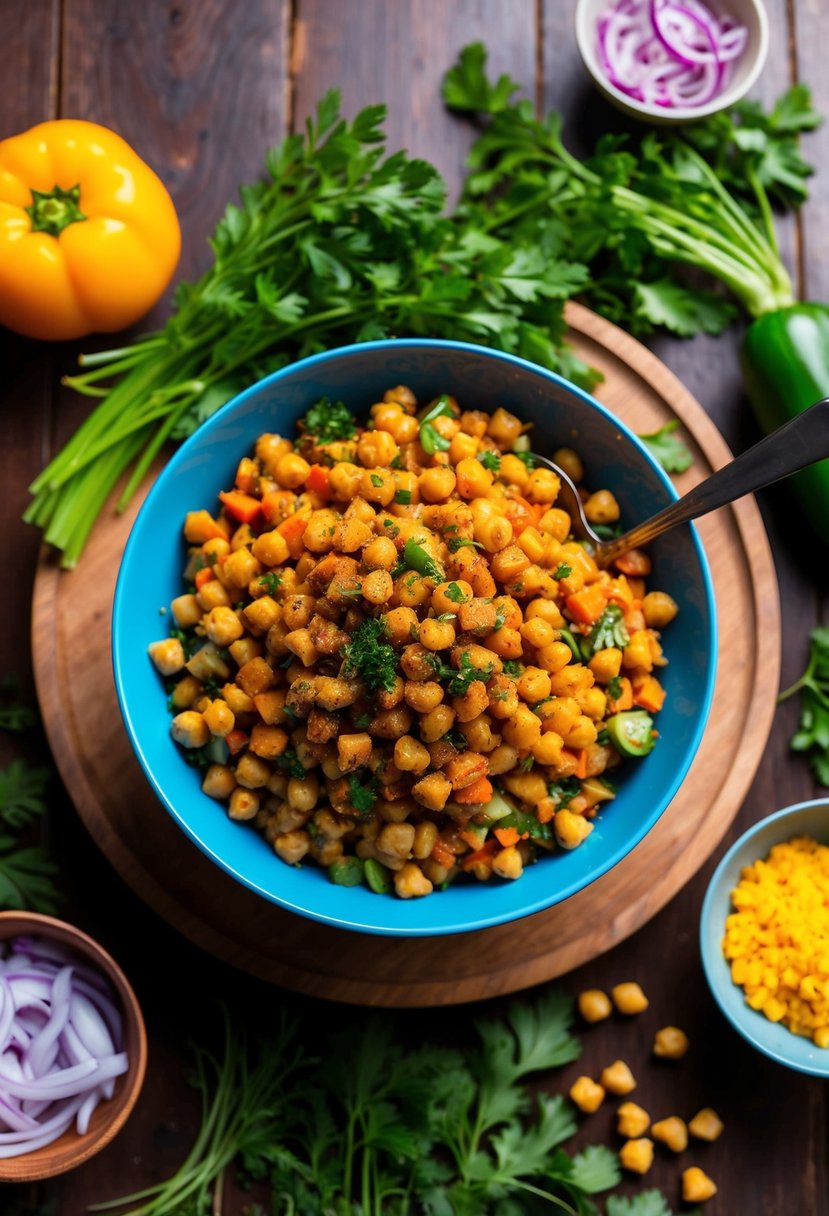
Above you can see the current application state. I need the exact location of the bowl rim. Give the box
[699,797,829,1077]
[112,336,718,936]
[573,0,770,123]
[0,910,148,1181]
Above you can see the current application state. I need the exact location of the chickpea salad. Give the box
[148,388,678,899]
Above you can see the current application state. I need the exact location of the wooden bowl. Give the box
[0,911,147,1181]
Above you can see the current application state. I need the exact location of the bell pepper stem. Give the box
[25,184,86,237]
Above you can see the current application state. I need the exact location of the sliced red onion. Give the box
[0,937,129,1156]
[596,0,747,109]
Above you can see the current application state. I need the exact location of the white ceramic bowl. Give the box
[574,0,769,124]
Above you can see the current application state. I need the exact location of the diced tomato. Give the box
[454,776,494,805]
[225,729,249,755]
[460,839,499,869]
[194,566,216,590]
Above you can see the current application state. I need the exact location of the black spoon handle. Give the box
[598,397,829,565]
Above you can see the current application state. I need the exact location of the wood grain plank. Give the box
[293,0,536,198]
[792,0,829,302]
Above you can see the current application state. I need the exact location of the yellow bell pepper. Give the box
[0,119,180,341]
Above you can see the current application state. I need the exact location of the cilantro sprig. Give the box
[639,421,693,474]
[299,397,357,445]
[341,618,399,695]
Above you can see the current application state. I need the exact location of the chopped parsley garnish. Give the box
[445,651,494,696]
[501,660,522,678]
[496,804,552,841]
[444,728,469,750]
[370,473,384,487]
[517,756,535,772]
[353,713,372,730]
[300,397,357,444]
[394,489,412,505]
[169,626,200,659]
[347,774,378,816]
[607,674,623,700]
[445,582,465,604]
[447,536,483,553]
[559,628,586,663]
[585,603,630,653]
[514,451,536,470]
[277,747,307,779]
[382,519,400,537]
[553,563,572,580]
[341,618,399,695]
[477,449,501,472]
[258,571,282,595]
[493,602,508,631]
[183,746,213,770]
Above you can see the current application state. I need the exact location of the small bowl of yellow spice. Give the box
[701,799,829,1077]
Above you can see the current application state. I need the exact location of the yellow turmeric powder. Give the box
[723,835,829,1048]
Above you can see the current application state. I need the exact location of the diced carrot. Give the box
[460,839,499,869]
[608,677,634,712]
[573,749,589,779]
[305,464,331,497]
[503,496,540,533]
[454,776,494,805]
[566,582,609,626]
[632,674,666,713]
[225,729,249,755]
[607,575,634,609]
[494,826,524,847]
[429,839,456,869]
[194,566,216,590]
[219,490,263,527]
[278,512,311,543]
[614,548,652,577]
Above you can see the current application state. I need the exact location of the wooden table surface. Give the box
[2,1,828,1212]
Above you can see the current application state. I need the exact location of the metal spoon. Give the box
[529,397,829,568]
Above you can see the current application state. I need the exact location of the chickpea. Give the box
[333,516,373,554]
[202,606,244,648]
[328,462,363,500]
[403,680,444,713]
[419,466,457,503]
[584,488,620,524]
[362,569,393,605]
[377,822,416,860]
[287,774,320,812]
[653,1026,690,1059]
[486,743,520,776]
[197,579,232,611]
[171,711,209,749]
[171,594,201,629]
[493,845,523,880]
[394,862,433,898]
[384,607,420,647]
[617,1103,651,1138]
[611,982,649,1015]
[619,1139,654,1176]
[524,468,560,504]
[357,429,399,468]
[371,706,414,739]
[487,407,522,446]
[393,735,431,773]
[148,638,186,676]
[396,573,433,609]
[420,705,456,742]
[449,432,479,464]
[171,674,202,711]
[412,820,438,860]
[577,989,612,1023]
[419,617,456,651]
[274,452,311,489]
[235,752,272,789]
[361,468,396,506]
[201,764,236,801]
[453,681,490,724]
[569,1076,605,1114]
[689,1109,724,1143]
[363,536,398,570]
[490,545,530,584]
[228,788,260,821]
[499,453,530,489]
[474,513,513,553]
[274,829,311,865]
[455,457,494,499]
[431,580,473,615]
[412,772,452,811]
[642,590,679,628]
[682,1168,717,1204]
[652,1117,688,1153]
[202,699,235,737]
[600,1060,637,1095]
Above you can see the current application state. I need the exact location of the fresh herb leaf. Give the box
[394,489,412,505]
[607,1190,700,1216]
[446,651,494,696]
[0,761,50,829]
[554,563,572,580]
[301,397,357,445]
[445,582,465,604]
[634,279,737,338]
[639,420,693,473]
[448,536,483,553]
[347,774,378,816]
[341,618,399,696]
[477,449,501,472]
[370,473,384,487]
[778,626,829,784]
[607,674,623,700]
[258,572,283,595]
[514,451,536,469]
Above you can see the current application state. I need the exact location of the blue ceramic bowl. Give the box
[113,339,717,936]
[701,799,829,1077]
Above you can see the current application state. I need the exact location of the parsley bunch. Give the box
[94,989,629,1216]
[27,89,593,568]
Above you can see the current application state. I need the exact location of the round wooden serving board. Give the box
[32,303,781,1007]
